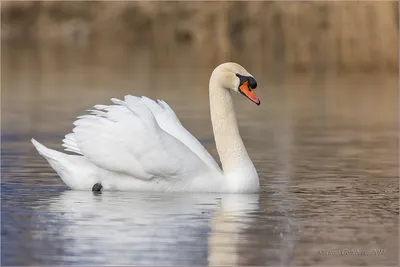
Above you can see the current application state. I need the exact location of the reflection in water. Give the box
[1,41,399,266]
[207,194,262,266]
[36,192,259,266]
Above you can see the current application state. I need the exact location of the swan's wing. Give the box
[63,95,221,173]
[139,97,221,171]
[63,96,212,181]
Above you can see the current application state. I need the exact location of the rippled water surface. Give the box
[1,41,399,266]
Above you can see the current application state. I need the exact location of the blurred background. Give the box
[1,1,398,72]
[1,1,399,266]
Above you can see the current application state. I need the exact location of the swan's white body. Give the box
[32,62,260,193]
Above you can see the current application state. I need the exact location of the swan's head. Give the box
[211,62,260,105]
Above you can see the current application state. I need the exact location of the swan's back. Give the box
[67,96,217,180]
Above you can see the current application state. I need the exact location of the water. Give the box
[1,41,399,266]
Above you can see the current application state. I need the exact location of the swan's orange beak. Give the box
[239,81,260,106]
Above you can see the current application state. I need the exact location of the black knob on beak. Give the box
[236,73,257,89]
[248,77,257,89]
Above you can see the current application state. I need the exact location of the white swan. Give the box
[31,62,261,193]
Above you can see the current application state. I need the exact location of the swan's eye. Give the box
[236,73,247,86]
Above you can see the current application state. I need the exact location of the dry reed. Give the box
[1,1,398,72]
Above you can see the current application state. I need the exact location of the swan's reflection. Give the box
[207,194,260,266]
[38,191,259,265]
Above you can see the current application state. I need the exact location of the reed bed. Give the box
[2,1,398,72]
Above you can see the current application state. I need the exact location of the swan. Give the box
[31,62,261,193]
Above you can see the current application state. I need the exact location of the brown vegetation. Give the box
[1,1,398,72]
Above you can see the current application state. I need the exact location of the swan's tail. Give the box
[31,138,62,161]
[31,138,95,190]
[31,138,71,178]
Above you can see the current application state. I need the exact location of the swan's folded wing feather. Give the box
[70,97,210,181]
[138,96,221,172]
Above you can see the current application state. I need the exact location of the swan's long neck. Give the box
[209,77,258,185]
